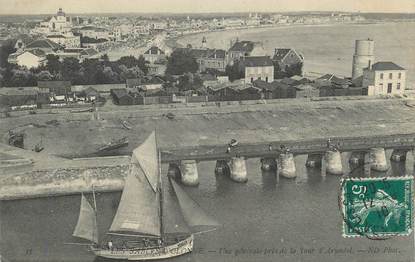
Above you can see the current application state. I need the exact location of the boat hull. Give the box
[92,235,193,260]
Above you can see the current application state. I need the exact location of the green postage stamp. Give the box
[340,176,413,238]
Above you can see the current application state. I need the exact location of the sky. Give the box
[0,0,414,15]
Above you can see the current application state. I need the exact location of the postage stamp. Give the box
[340,176,413,239]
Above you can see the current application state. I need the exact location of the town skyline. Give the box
[1,0,415,15]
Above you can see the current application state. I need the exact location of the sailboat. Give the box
[72,131,219,260]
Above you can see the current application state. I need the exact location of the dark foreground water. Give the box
[1,150,414,262]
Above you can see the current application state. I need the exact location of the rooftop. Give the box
[144,46,165,55]
[38,80,72,89]
[229,41,255,53]
[26,39,63,50]
[242,56,273,67]
[273,48,291,60]
[371,62,405,71]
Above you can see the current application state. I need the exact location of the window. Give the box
[387,83,392,93]
[265,77,268,83]
[389,73,393,79]
[398,72,402,79]
[251,77,253,83]
[380,73,383,79]
[397,83,401,90]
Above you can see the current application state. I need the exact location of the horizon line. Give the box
[1,10,415,16]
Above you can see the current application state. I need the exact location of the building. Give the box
[228,40,265,62]
[126,77,165,92]
[47,8,73,34]
[316,74,352,89]
[25,38,64,53]
[0,87,39,107]
[176,47,228,72]
[143,46,166,64]
[110,88,135,105]
[240,56,274,83]
[362,62,406,96]
[38,81,72,100]
[8,49,46,69]
[47,33,81,48]
[78,26,111,40]
[272,48,304,72]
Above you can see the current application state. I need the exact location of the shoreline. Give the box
[167,19,415,49]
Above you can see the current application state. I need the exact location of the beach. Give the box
[175,21,415,87]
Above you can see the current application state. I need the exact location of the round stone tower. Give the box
[352,39,375,80]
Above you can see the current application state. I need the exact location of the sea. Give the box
[176,22,415,87]
[0,149,414,262]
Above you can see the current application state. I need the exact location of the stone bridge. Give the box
[161,133,415,186]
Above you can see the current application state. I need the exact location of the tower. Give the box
[352,39,375,79]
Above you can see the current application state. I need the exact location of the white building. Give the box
[240,56,274,83]
[78,26,111,40]
[8,49,46,69]
[362,62,406,96]
[48,8,72,33]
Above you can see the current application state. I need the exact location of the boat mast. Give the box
[92,184,97,211]
[155,130,164,242]
[92,185,98,244]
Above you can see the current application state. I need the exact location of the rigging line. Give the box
[193,228,218,235]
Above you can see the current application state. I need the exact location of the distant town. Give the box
[0,9,412,112]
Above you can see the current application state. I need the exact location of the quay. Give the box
[2,97,415,199]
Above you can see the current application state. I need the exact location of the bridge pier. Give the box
[390,149,408,162]
[167,162,181,179]
[370,148,389,172]
[349,151,365,165]
[180,160,199,186]
[215,160,230,176]
[229,156,248,183]
[325,150,343,175]
[279,153,296,178]
[305,154,322,168]
[260,158,277,171]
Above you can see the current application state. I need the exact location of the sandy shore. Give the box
[170,20,404,49]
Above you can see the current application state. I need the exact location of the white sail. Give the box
[109,135,161,237]
[170,178,220,233]
[133,131,158,192]
[109,164,161,236]
[73,194,98,244]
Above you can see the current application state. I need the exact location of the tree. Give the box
[101,66,120,83]
[225,61,243,82]
[285,62,303,77]
[61,57,81,83]
[118,56,139,68]
[0,39,16,68]
[9,69,36,87]
[273,61,303,79]
[166,49,198,75]
[45,54,61,74]
[36,70,53,81]
[81,58,101,84]
[119,65,144,80]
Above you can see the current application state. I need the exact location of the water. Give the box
[1,149,414,262]
[178,22,415,87]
